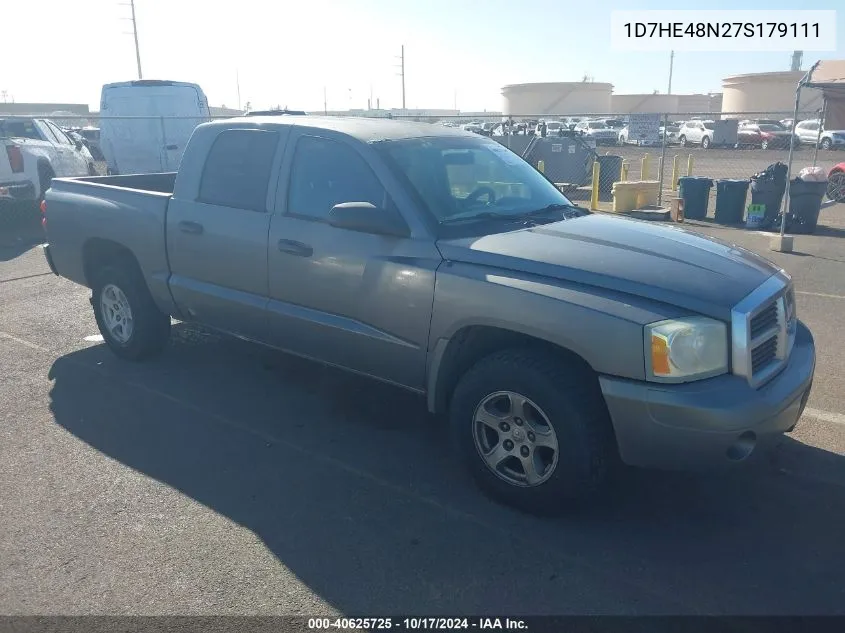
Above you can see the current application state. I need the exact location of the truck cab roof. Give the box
[203,115,475,143]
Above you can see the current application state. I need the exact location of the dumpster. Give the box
[678,177,713,220]
[714,179,750,224]
[596,155,623,196]
[773,178,827,234]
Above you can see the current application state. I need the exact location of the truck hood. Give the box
[436,214,781,320]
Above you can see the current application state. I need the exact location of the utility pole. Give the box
[236,69,241,111]
[395,45,406,110]
[667,50,674,94]
[323,86,328,115]
[129,0,142,79]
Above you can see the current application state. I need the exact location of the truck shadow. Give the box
[47,323,845,614]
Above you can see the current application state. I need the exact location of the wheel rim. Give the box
[822,140,831,150]
[100,283,134,344]
[828,173,845,202]
[472,391,559,488]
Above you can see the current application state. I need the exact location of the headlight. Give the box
[644,317,728,382]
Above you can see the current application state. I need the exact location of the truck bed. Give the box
[43,173,178,315]
[64,172,178,194]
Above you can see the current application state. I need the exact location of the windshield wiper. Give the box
[439,203,587,226]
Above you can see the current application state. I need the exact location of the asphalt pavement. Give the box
[1,202,845,616]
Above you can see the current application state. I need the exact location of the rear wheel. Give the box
[761,140,769,150]
[92,263,171,361]
[449,348,615,514]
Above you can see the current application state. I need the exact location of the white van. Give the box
[99,80,210,175]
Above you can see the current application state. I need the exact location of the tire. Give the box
[449,348,614,514]
[761,140,769,150]
[701,136,711,149]
[679,135,687,147]
[37,164,55,202]
[87,162,97,176]
[91,263,171,361]
[821,138,832,151]
[827,171,845,202]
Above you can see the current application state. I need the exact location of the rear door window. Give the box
[198,129,279,212]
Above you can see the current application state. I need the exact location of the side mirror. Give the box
[328,202,410,238]
[74,140,84,150]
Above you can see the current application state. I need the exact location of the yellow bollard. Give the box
[686,154,694,176]
[641,153,651,181]
[621,161,629,182]
[591,161,601,211]
[671,155,680,191]
[537,160,545,173]
[657,157,664,183]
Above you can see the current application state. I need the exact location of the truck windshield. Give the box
[374,136,575,226]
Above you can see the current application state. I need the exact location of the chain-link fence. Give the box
[2,109,842,232]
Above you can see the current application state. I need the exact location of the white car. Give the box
[574,120,618,145]
[534,120,567,136]
[678,120,716,148]
[794,119,845,150]
[0,117,95,205]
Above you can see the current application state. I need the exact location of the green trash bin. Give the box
[714,179,750,224]
[678,177,714,220]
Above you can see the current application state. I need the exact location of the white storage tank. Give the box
[501,82,612,117]
[611,94,679,114]
[721,71,823,117]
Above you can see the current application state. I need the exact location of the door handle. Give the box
[178,220,204,235]
[277,239,313,257]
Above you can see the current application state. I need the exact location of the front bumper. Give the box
[0,180,37,203]
[599,320,815,470]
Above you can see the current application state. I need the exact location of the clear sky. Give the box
[2,0,842,112]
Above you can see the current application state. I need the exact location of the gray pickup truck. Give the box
[42,116,816,513]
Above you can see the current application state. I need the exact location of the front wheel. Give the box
[827,171,845,202]
[449,348,614,514]
[821,138,833,151]
[701,136,711,149]
[92,263,171,361]
[679,135,687,147]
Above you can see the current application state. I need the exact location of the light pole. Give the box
[667,50,674,94]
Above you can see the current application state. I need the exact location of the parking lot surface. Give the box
[1,198,845,616]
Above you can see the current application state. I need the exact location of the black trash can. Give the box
[596,155,623,196]
[714,179,750,224]
[678,177,713,220]
[773,178,828,234]
[750,178,786,226]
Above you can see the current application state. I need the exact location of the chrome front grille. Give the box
[731,273,797,389]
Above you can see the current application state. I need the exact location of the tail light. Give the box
[6,145,24,173]
[40,199,47,229]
